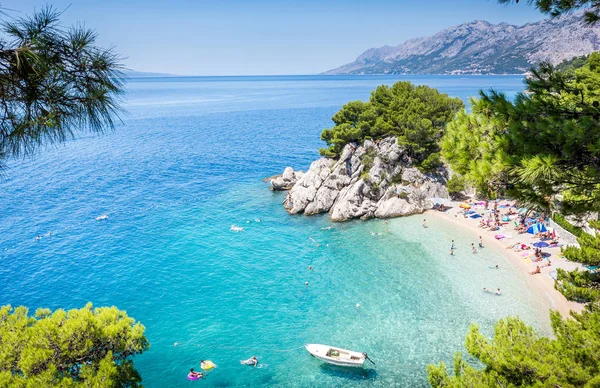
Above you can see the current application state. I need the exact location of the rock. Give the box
[270,167,303,191]
[273,137,451,221]
[283,158,335,214]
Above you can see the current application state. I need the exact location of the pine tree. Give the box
[320,81,463,169]
[0,303,149,387]
[0,6,124,169]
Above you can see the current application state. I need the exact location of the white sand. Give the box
[428,200,584,318]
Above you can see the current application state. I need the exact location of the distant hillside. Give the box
[326,12,600,75]
[122,70,175,77]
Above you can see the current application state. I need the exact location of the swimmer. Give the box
[305,281,309,286]
[308,265,313,270]
[241,356,258,367]
[246,220,251,223]
[471,243,477,253]
[249,356,258,367]
[370,232,375,236]
[422,219,427,228]
[174,342,179,347]
[189,368,204,379]
[35,235,42,240]
[309,236,315,242]
[495,288,501,295]
[450,247,454,256]
[255,219,261,222]
[451,240,455,249]
[356,303,360,309]
[384,220,388,225]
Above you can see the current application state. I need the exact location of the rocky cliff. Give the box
[325,12,600,75]
[271,137,449,221]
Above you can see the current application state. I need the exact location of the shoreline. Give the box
[426,202,584,318]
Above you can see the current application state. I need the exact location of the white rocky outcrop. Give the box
[278,137,449,221]
[269,167,304,191]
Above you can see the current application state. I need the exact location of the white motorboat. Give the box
[305,344,372,368]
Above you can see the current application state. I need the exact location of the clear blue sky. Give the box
[2,0,545,75]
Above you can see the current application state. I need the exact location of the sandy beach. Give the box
[427,200,585,318]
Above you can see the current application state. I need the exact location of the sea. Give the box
[0,75,551,387]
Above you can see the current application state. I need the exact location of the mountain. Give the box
[325,12,600,75]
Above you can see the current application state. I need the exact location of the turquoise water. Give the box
[0,75,549,386]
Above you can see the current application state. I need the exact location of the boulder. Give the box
[283,158,334,214]
[273,137,451,221]
[270,167,304,190]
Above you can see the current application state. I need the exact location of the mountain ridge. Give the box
[325,12,600,75]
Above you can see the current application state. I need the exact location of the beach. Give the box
[427,200,585,317]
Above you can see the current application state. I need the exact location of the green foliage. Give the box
[446,175,466,197]
[428,305,600,387]
[552,213,584,238]
[361,148,375,173]
[0,303,149,387]
[498,0,600,25]
[320,81,463,164]
[0,7,125,169]
[556,268,600,303]
[419,152,442,173]
[556,54,592,73]
[442,53,600,212]
[440,98,509,198]
[553,219,600,302]
[390,172,404,184]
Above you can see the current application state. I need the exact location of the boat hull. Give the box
[305,344,366,368]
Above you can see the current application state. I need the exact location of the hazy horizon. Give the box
[4,0,545,76]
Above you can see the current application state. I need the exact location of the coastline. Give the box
[426,201,584,318]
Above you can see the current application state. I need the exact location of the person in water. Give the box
[249,356,258,367]
[479,236,483,248]
[422,219,427,228]
[189,368,204,379]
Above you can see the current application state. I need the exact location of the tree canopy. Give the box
[427,304,600,387]
[498,0,600,25]
[441,53,600,213]
[320,81,463,170]
[0,6,125,169]
[0,303,149,387]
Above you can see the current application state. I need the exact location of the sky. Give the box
[2,0,546,75]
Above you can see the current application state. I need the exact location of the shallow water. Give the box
[0,75,549,387]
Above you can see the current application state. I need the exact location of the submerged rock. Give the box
[275,137,450,221]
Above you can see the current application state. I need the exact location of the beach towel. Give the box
[470,214,482,219]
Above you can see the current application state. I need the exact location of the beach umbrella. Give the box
[533,241,549,248]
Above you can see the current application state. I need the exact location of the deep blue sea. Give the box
[0,75,550,387]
